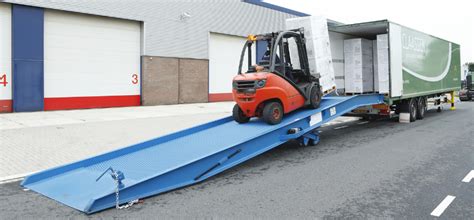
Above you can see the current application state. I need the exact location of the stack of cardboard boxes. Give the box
[343,38,374,93]
[373,40,378,92]
[376,34,389,94]
[285,16,390,95]
[286,16,336,94]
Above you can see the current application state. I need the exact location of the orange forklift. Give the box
[232,29,323,125]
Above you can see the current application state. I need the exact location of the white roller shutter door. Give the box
[209,33,255,101]
[44,10,141,109]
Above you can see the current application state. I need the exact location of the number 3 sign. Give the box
[131,74,138,84]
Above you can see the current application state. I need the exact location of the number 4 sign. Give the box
[0,74,7,87]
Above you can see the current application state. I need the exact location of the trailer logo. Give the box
[402,34,426,56]
[402,34,452,82]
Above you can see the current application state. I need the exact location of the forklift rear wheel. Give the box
[262,102,283,125]
[309,86,323,109]
[233,104,250,123]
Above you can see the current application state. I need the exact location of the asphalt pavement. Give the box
[0,102,472,219]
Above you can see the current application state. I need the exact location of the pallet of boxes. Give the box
[343,35,390,95]
[286,16,337,95]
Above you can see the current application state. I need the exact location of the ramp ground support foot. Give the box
[300,130,320,146]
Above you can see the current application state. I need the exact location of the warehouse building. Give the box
[0,0,321,112]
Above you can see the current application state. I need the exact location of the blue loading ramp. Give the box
[21,94,383,214]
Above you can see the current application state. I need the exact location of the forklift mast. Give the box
[238,28,312,80]
[268,29,311,81]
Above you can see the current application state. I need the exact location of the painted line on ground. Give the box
[334,125,349,130]
[357,121,369,125]
[430,195,456,217]
[461,170,474,183]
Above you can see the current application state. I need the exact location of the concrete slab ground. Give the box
[1,97,461,182]
[0,102,233,181]
[0,102,234,130]
[0,101,359,182]
[0,101,470,219]
[0,101,361,182]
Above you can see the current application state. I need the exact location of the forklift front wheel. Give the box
[262,102,283,125]
[309,86,323,109]
[233,104,250,123]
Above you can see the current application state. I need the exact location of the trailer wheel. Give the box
[262,102,283,125]
[416,97,427,120]
[309,85,322,109]
[400,98,417,122]
[409,98,417,122]
[232,104,250,123]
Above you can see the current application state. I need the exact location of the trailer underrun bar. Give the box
[21,94,384,214]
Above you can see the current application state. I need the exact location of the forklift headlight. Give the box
[256,80,266,88]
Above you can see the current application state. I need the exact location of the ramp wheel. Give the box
[263,102,283,125]
[233,104,250,123]
[308,138,319,146]
[298,135,320,147]
[309,85,322,109]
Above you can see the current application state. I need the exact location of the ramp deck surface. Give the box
[21,95,383,213]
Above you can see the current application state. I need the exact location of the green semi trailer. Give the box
[328,20,461,122]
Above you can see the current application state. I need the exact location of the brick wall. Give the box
[141,56,209,105]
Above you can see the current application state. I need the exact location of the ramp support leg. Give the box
[300,130,320,146]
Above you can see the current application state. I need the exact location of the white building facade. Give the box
[0,0,312,112]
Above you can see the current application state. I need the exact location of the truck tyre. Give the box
[395,104,401,114]
[309,85,322,109]
[263,102,283,125]
[416,97,427,120]
[233,104,250,123]
[408,98,417,122]
[400,98,417,122]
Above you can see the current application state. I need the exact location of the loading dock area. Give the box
[0,0,471,218]
[1,100,472,218]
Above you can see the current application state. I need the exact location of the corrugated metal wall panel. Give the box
[5,0,296,60]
